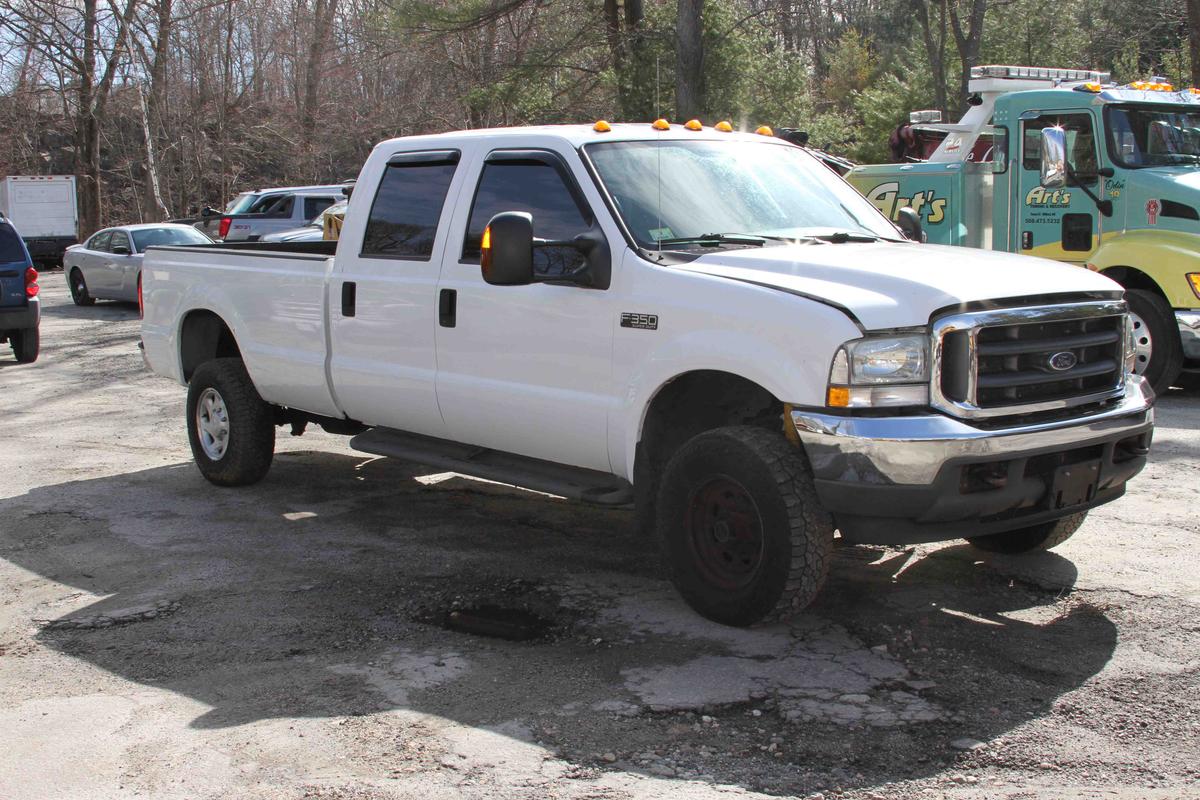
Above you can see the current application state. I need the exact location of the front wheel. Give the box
[186,358,275,486]
[966,512,1087,554]
[1126,289,1181,394]
[10,327,39,363]
[656,426,834,627]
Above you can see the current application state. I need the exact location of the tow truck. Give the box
[847,65,1200,393]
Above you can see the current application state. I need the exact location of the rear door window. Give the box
[0,223,26,263]
[110,231,132,253]
[304,196,336,222]
[88,231,113,252]
[361,153,459,260]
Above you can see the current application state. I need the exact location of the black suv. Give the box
[0,215,40,363]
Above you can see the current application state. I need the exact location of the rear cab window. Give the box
[0,223,28,265]
[304,196,337,222]
[360,150,460,260]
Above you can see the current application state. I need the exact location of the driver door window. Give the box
[462,160,591,277]
[1022,114,1099,182]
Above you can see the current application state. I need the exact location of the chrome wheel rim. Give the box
[1129,310,1153,376]
[195,387,230,460]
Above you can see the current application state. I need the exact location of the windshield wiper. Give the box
[655,232,771,247]
[803,231,884,244]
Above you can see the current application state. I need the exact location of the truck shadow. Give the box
[0,450,1116,795]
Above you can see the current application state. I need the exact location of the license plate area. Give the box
[1049,459,1100,510]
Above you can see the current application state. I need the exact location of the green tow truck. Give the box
[847,65,1200,393]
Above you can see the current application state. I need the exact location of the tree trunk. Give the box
[1188,0,1200,87]
[675,0,704,120]
[948,0,987,112]
[300,0,340,175]
[911,0,949,115]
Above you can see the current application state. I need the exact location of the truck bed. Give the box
[141,241,341,417]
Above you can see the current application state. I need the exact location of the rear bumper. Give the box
[0,297,39,331]
[791,378,1154,544]
[1178,310,1200,361]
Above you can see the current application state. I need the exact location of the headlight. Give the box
[1122,313,1136,376]
[827,333,929,408]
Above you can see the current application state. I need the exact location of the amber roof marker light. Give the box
[755,125,774,136]
[593,120,612,133]
[684,119,703,131]
[651,118,671,131]
[714,121,734,132]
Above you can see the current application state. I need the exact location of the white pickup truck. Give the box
[142,122,1154,626]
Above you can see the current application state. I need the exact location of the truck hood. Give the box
[1135,167,1200,207]
[677,241,1121,330]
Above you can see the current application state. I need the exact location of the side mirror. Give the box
[201,206,216,217]
[1040,126,1068,189]
[112,244,131,255]
[896,207,925,242]
[481,212,535,286]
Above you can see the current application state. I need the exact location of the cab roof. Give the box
[372,122,785,153]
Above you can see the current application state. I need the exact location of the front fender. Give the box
[1093,230,1200,309]
[613,302,860,481]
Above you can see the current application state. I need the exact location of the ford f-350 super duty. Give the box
[141,122,1154,626]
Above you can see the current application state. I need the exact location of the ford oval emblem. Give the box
[1048,351,1078,371]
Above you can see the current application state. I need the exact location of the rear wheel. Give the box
[966,512,1087,554]
[1125,289,1181,394]
[69,269,95,306]
[656,426,833,627]
[10,327,39,363]
[186,358,275,486]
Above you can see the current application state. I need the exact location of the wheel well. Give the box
[1100,266,1166,300]
[180,310,241,381]
[636,371,783,483]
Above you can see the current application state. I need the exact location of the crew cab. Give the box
[142,122,1154,626]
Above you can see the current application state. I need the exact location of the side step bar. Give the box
[349,427,633,506]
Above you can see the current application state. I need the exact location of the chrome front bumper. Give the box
[1178,310,1200,360]
[789,378,1154,544]
[792,377,1153,486]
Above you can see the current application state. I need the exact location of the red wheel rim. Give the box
[685,475,765,590]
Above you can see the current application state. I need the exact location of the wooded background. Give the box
[1,0,1195,237]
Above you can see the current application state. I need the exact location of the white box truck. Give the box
[0,176,79,265]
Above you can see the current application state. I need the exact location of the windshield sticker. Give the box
[1146,199,1160,225]
[864,181,947,224]
[648,227,675,242]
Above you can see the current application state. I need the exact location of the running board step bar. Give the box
[349,428,633,506]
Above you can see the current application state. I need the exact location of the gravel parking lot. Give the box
[2,271,1198,799]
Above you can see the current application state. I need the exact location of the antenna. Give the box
[655,56,663,253]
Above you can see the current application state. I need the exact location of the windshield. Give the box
[1106,105,1200,168]
[226,192,259,213]
[585,139,900,248]
[132,227,213,251]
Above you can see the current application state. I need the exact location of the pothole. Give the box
[411,577,582,643]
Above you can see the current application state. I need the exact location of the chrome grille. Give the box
[931,301,1127,420]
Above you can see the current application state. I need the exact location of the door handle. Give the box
[439,289,456,328]
[341,281,356,317]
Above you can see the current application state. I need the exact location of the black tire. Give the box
[1126,288,1181,394]
[966,512,1086,554]
[655,425,833,627]
[186,358,275,486]
[69,268,95,306]
[10,327,39,363]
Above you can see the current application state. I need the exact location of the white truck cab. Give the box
[141,122,1154,626]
